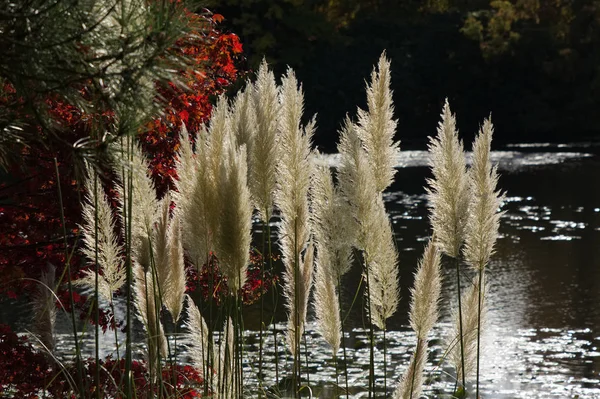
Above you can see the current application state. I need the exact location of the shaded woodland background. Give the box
[206,0,600,152]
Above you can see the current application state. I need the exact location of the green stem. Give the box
[53,158,85,396]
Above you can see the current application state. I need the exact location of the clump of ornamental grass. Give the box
[64,51,507,399]
[425,99,470,391]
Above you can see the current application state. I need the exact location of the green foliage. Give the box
[0,0,205,168]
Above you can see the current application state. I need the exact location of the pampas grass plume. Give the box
[464,118,504,271]
[394,240,441,399]
[231,85,256,150]
[249,60,280,221]
[312,164,354,355]
[173,124,198,220]
[78,165,125,302]
[409,240,442,339]
[356,51,399,193]
[276,67,315,355]
[164,213,187,322]
[217,145,252,294]
[426,99,469,259]
[185,295,211,377]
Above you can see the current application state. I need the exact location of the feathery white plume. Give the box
[336,118,377,246]
[185,295,212,378]
[365,200,400,330]
[77,166,125,302]
[114,142,159,262]
[231,85,256,150]
[426,99,469,259]
[217,145,252,294]
[32,264,56,353]
[312,164,354,355]
[276,68,315,355]
[206,95,233,179]
[164,213,187,322]
[153,194,171,290]
[394,240,442,399]
[463,118,504,271]
[356,51,400,193]
[312,164,354,281]
[249,60,280,221]
[337,120,399,329]
[185,126,214,266]
[313,255,341,355]
[184,97,232,266]
[409,240,442,339]
[173,124,198,220]
[133,258,168,375]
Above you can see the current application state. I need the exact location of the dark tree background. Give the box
[204,0,600,152]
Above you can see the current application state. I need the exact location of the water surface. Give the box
[3,143,600,398]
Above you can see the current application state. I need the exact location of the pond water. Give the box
[2,143,600,398]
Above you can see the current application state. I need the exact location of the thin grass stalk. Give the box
[259,219,267,396]
[267,221,280,386]
[454,256,466,390]
[109,300,120,360]
[338,275,349,399]
[234,266,245,398]
[207,253,215,396]
[364,261,375,399]
[147,243,170,398]
[294,218,300,398]
[384,327,387,394]
[53,158,85,396]
[143,271,155,391]
[93,172,100,398]
[303,329,310,386]
[123,136,134,399]
[409,339,422,399]
[476,267,483,399]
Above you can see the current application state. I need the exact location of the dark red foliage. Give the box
[0,324,204,398]
[0,324,53,398]
[194,250,279,306]
[140,11,245,196]
[0,12,245,325]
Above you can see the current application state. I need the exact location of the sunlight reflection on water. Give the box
[6,145,600,398]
